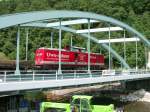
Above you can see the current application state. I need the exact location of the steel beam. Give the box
[70,35,73,51]
[98,37,140,43]
[58,19,62,74]
[46,19,98,27]
[123,30,126,64]
[25,28,29,61]
[108,25,111,70]
[76,27,123,33]
[15,26,20,75]
[136,37,138,70]
[50,32,53,48]
[87,19,91,74]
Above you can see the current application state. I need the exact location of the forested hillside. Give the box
[0,0,149,68]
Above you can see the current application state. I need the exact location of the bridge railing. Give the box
[0,69,149,83]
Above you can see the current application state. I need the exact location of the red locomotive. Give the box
[35,46,104,70]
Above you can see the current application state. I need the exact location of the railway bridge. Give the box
[0,10,149,93]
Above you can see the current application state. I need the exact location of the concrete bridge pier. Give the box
[124,79,150,91]
[120,81,127,90]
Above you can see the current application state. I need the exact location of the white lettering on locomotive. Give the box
[46,52,69,59]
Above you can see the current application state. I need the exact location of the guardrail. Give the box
[0,69,150,83]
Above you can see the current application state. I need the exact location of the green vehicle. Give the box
[40,95,114,112]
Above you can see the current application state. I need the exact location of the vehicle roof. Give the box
[41,102,70,109]
[38,47,66,51]
[72,95,93,100]
[37,47,102,55]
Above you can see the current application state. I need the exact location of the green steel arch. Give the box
[0,10,149,69]
[0,10,149,47]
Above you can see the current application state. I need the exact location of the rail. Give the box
[0,69,150,83]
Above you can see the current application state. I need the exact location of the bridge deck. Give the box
[0,70,150,92]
